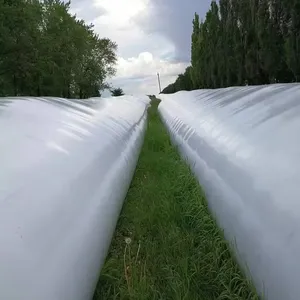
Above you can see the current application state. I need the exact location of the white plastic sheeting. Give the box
[0,96,149,300]
[159,84,300,300]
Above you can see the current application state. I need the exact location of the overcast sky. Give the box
[70,0,211,95]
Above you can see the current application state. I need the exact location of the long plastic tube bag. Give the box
[159,84,300,300]
[0,96,149,300]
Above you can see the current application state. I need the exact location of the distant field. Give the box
[93,99,258,300]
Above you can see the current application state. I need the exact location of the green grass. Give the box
[93,99,259,300]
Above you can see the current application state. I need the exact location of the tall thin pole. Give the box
[157,73,162,94]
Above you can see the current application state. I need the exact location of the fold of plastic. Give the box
[0,96,149,300]
[158,84,300,300]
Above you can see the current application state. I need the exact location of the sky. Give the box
[70,0,211,95]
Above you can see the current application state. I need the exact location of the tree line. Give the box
[0,0,117,98]
[162,0,300,94]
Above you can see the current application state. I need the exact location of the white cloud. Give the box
[117,52,188,79]
[70,0,189,95]
[111,52,188,94]
[94,0,149,27]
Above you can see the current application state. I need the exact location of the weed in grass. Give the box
[93,99,259,300]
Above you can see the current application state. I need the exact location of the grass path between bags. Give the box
[93,98,259,300]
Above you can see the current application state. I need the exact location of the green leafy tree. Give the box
[0,0,117,98]
[162,67,193,94]
[284,0,300,81]
[111,88,124,97]
[163,0,300,94]
[191,13,201,89]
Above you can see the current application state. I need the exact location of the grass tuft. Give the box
[93,99,259,300]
